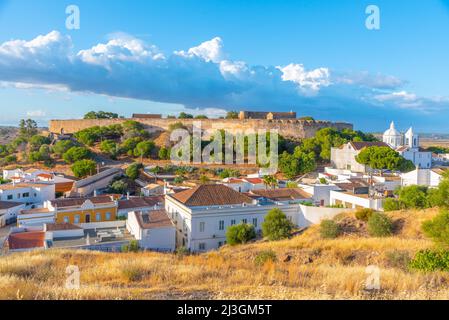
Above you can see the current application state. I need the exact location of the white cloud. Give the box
[176,37,224,63]
[278,63,330,93]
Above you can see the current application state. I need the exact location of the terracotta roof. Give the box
[0,201,23,210]
[335,181,370,191]
[37,173,54,179]
[244,178,264,184]
[51,196,115,208]
[45,223,82,231]
[8,231,46,250]
[135,210,174,229]
[349,141,389,151]
[250,188,312,201]
[118,196,164,210]
[226,178,245,184]
[0,183,52,191]
[132,114,162,119]
[170,184,253,207]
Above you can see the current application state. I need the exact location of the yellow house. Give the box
[50,196,118,224]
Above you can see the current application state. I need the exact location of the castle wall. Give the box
[49,118,353,140]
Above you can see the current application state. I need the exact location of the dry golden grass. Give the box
[1,208,448,300]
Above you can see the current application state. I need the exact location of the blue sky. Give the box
[0,0,449,132]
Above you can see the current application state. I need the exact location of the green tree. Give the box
[126,163,143,180]
[158,147,170,160]
[100,140,118,158]
[133,140,155,159]
[279,149,316,179]
[226,223,256,245]
[63,146,92,164]
[396,185,430,210]
[52,140,75,156]
[71,159,96,178]
[356,146,414,172]
[84,111,119,119]
[194,115,208,119]
[29,135,51,151]
[226,111,239,119]
[19,119,38,138]
[262,175,278,190]
[178,112,194,119]
[422,210,449,247]
[120,137,143,156]
[262,208,293,241]
[427,178,449,208]
[108,180,128,194]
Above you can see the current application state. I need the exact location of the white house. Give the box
[164,184,317,252]
[221,177,266,193]
[126,210,176,252]
[401,168,447,187]
[0,201,26,227]
[0,182,55,208]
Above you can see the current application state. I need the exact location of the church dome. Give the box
[383,121,401,137]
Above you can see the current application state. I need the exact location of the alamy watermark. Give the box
[365,5,380,30]
[66,5,80,30]
[65,265,80,290]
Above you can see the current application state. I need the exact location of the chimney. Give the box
[126,192,130,200]
[93,190,97,197]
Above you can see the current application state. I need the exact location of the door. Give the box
[85,214,91,223]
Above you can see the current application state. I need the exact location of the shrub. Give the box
[262,208,293,241]
[367,213,393,237]
[100,140,118,157]
[254,250,277,266]
[63,146,92,164]
[422,210,449,246]
[319,219,341,239]
[133,140,155,158]
[383,198,401,212]
[396,185,430,210]
[355,208,375,222]
[158,147,170,160]
[175,246,189,258]
[29,135,51,151]
[52,140,75,156]
[409,250,449,272]
[385,250,411,270]
[71,159,96,178]
[226,223,256,245]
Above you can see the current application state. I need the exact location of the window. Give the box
[199,243,206,251]
[7,195,13,200]
[219,220,225,231]
[96,213,101,221]
[105,212,111,220]
[22,192,29,198]
[199,222,205,232]
[231,219,236,226]
[74,215,80,224]
[63,216,69,223]
[252,218,258,228]
[242,219,247,224]
[218,241,224,248]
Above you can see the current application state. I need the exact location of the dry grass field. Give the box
[1,208,448,300]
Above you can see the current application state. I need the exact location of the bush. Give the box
[383,198,401,212]
[367,213,393,237]
[422,210,449,246]
[71,159,96,178]
[158,147,170,160]
[126,163,143,180]
[385,250,411,270]
[175,246,189,258]
[355,208,375,222]
[52,140,75,156]
[29,135,51,151]
[261,208,293,241]
[254,250,277,266]
[100,140,118,157]
[133,140,155,158]
[409,250,449,272]
[226,223,256,245]
[396,185,430,210]
[319,219,341,239]
[63,146,92,164]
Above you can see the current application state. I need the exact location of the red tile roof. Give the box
[170,184,253,207]
[250,188,312,201]
[8,232,46,250]
[51,196,115,208]
[244,178,264,184]
[118,196,164,210]
[45,223,82,231]
[349,141,389,151]
[135,210,174,229]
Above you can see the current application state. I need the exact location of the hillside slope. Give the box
[0,209,447,300]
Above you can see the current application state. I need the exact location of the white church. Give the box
[383,121,432,169]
